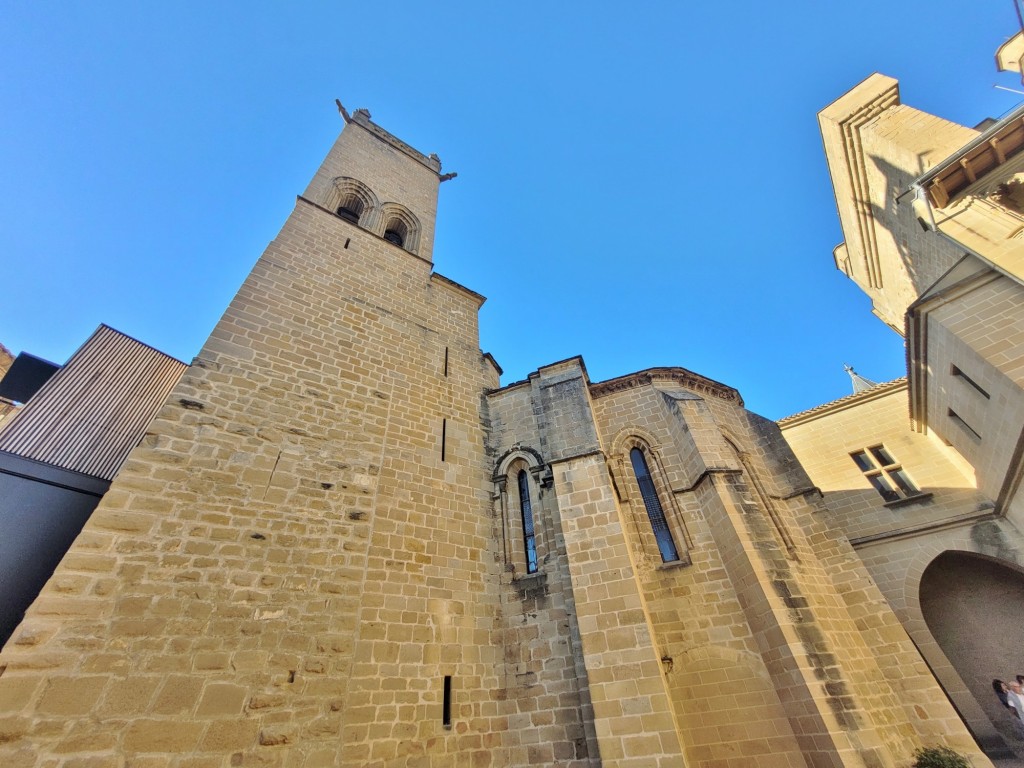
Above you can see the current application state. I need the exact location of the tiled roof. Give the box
[777,377,907,427]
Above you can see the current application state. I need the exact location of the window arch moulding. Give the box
[326,176,380,230]
[378,202,421,254]
[493,447,550,577]
[608,433,692,567]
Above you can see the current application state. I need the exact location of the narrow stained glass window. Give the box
[630,448,679,563]
[517,470,538,574]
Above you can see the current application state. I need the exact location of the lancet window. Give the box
[517,470,538,574]
[630,447,680,563]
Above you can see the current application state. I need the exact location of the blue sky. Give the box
[1,2,1020,419]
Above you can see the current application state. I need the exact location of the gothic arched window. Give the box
[327,177,378,229]
[383,218,407,248]
[518,470,538,574]
[336,193,363,223]
[630,447,679,563]
[377,203,420,254]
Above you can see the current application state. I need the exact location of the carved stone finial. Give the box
[335,99,352,123]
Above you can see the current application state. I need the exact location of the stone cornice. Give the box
[777,377,907,428]
[350,109,442,174]
[589,367,742,405]
[429,272,487,308]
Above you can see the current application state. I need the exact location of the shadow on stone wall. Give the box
[921,551,1024,752]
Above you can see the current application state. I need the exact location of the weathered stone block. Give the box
[196,683,248,716]
[123,719,205,752]
[36,677,108,716]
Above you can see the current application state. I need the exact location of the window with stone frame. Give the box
[850,445,920,503]
[377,203,420,254]
[336,193,364,223]
[327,176,378,230]
[517,469,538,574]
[494,449,547,576]
[383,218,406,247]
[629,447,680,563]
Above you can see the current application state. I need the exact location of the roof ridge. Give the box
[777,377,907,426]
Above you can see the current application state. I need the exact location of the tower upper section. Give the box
[819,75,975,332]
[302,107,443,264]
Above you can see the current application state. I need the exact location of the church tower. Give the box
[0,107,592,767]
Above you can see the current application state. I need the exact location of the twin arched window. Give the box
[630,448,680,563]
[326,177,420,254]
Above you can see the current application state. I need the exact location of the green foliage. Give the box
[912,746,969,768]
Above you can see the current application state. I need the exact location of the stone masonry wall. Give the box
[780,383,986,543]
[0,120,506,768]
[780,383,1009,760]
[485,367,611,767]
[927,274,1024,508]
[818,75,972,332]
[592,374,991,767]
[590,382,809,768]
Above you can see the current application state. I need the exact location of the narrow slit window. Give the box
[951,364,990,399]
[444,347,449,377]
[441,419,447,461]
[948,409,982,441]
[850,445,920,502]
[442,676,452,728]
[517,470,538,574]
[630,448,679,562]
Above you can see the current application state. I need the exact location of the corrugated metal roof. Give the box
[0,325,186,480]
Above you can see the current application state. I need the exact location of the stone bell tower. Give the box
[0,106,549,766]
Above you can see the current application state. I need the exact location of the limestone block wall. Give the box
[0,342,16,421]
[852,518,1024,755]
[926,273,1024,511]
[485,362,629,767]
[589,380,808,768]
[487,361,990,767]
[591,372,991,767]
[485,378,603,767]
[0,117,508,767]
[780,381,1016,758]
[819,74,973,332]
[858,105,975,314]
[303,109,440,264]
[552,453,685,767]
[780,381,987,544]
[731,400,990,766]
[508,364,689,767]
[647,385,911,767]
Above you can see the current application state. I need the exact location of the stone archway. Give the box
[920,551,1024,747]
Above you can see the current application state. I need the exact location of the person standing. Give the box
[1006,681,1024,738]
[994,679,1012,711]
